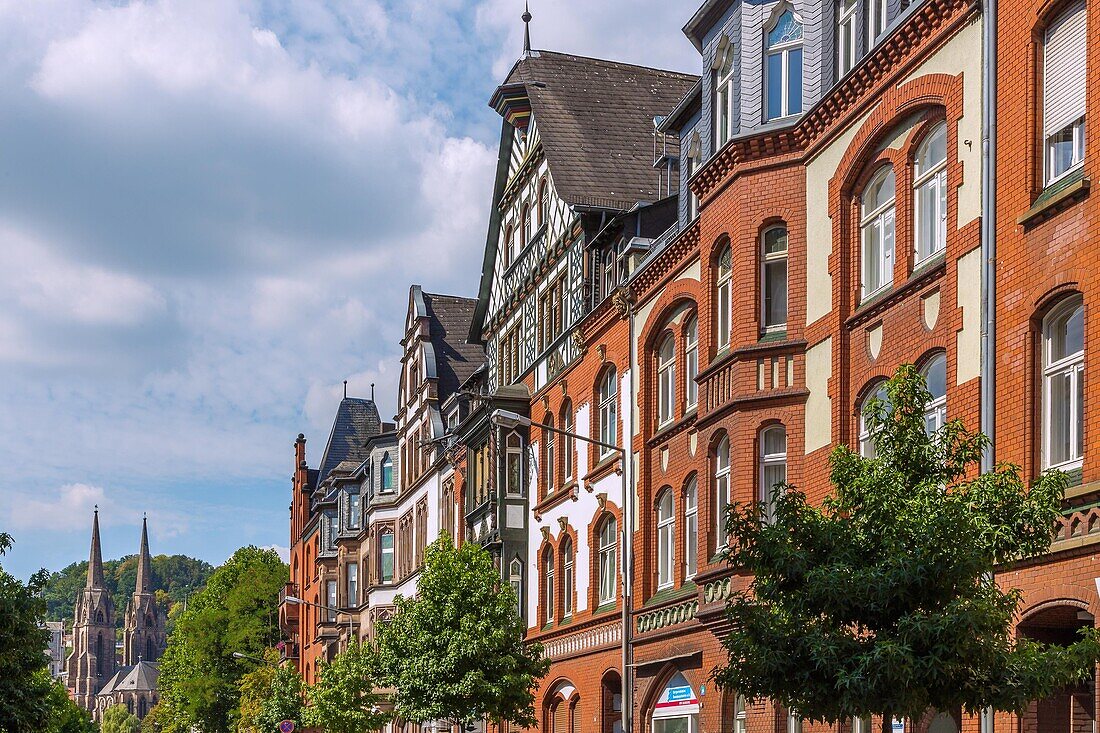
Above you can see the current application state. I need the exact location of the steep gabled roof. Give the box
[491,51,698,210]
[317,398,382,485]
[421,291,485,405]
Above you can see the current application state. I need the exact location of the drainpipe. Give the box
[980,0,997,731]
[622,295,636,733]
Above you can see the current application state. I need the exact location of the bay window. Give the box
[685,316,699,409]
[914,123,948,263]
[717,246,733,351]
[657,334,676,426]
[765,9,804,121]
[715,436,731,545]
[380,529,395,583]
[762,225,789,331]
[598,367,618,457]
[861,166,896,299]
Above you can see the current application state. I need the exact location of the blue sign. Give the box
[667,686,692,702]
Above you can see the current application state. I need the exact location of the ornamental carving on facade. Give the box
[611,286,633,318]
[570,327,586,355]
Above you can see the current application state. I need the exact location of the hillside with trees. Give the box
[43,554,214,631]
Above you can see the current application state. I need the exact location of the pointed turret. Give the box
[522,2,532,57]
[86,508,105,589]
[135,515,152,594]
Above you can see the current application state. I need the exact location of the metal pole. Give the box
[622,295,635,733]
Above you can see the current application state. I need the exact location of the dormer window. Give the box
[837,0,858,76]
[868,0,888,45]
[714,38,736,149]
[764,9,804,121]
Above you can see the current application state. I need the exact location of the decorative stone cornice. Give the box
[636,597,699,633]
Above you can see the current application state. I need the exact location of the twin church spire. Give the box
[84,508,153,594]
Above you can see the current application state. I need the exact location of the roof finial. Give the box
[371,383,375,402]
[343,380,348,399]
[522,1,533,56]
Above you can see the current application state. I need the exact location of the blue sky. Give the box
[0,0,699,581]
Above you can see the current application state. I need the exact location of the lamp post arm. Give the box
[525,418,624,456]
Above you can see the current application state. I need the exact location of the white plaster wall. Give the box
[804,336,833,453]
[955,246,981,384]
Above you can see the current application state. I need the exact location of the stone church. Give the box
[66,510,166,722]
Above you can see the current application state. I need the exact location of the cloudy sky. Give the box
[0,0,699,580]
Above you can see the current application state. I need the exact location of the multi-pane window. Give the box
[599,516,617,604]
[837,0,858,76]
[598,367,618,457]
[561,400,575,482]
[1043,296,1085,470]
[348,493,360,530]
[715,41,736,148]
[380,530,395,583]
[657,334,676,426]
[759,426,787,524]
[326,580,337,621]
[762,226,789,331]
[683,477,698,580]
[1043,0,1087,184]
[537,178,548,228]
[509,558,523,615]
[922,352,948,435]
[561,536,574,618]
[685,317,699,410]
[347,562,358,607]
[715,436,731,546]
[522,204,532,250]
[861,166,896,299]
[506,433,524,496]
[544,549,555,624]
[859,383,890,458]
[765,9,804,121]
[380,453,393,493]
[544,416,556,495]
[686,153,700,220]
[717,246,733,350]
[501,327,521,385]
[868,0,888,42]
[914,123,948,263]
[656,490,675,589]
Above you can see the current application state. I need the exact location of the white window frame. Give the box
[715,436,731,546]
[764,9,804,121]
[347,493,360,530]
[715,39,736,149]
[543,549,555,624]
[562,402,575,481]
[733,696,748,733]
[599,516,618,605]
[683,478,698,580]
[544,417,556,494]
[837,0,858,77]
[685,317,699,410]
[922,353,948,435]
[656,490,675,590]
[1043,0,1087,185]
[867,0,887,43]
[759,426,787,524]
[561,537,574,618]
[326,580,337,621]
[761,225,789,332]
[717,247,733,351]
[913,122,948,264]
[1042,297,1085,470]
[657,334,676,427]
[346,562,358,607]
[859,383,889,458]
[860,166,896,299]
[1046,118,1086,185]
[380,530,395,583]
[599,367,618,458]
[509,558,523,614]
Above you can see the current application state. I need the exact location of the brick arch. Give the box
[636,662,704,729]
[1029,275,1085,313]
[1016,591,1096,626]
[638,282,701,354]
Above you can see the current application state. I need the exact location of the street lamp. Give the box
[489,407,632,732]
[231,651,272,665]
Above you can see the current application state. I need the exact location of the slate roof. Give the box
[493,51,698,211]
[422,292,485,404]
[98,661,159,696]
[316,398,382,485]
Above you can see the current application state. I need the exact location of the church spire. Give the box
[522,1,533,57]
[86,507,105,589]
[135,514,152,594]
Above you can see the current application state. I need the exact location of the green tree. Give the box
[156,546,288,733]
[40,672,96,733]
[237,649,305,733]
[305,641,387,733]
[377,537,550,729]
[101,704,143,733]
[0,532,53,733]
[715,364,1100,728]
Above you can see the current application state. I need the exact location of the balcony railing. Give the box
[277,582,299,631]
[277,641,299,662]
[1053,504,1100,547]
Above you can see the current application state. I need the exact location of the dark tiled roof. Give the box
[498,51,698,210]
[422,292,485,404]
[98,661,159,696]
[317,398,381,485]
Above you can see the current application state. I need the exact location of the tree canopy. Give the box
[377,537,550,729]
[0,532,53,733]
[715,365,1100,724]
[155,546,287,733]
[101,705,143,733]
[236,648,305,733]
[305,641,388,733]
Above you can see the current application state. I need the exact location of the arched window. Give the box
[139,698,147,718]
[685,316,699,409]
[759,426,788,524]
[656,490,675,589]
[95,632,104,675]
[509,557,524,615]
[859,382,890,458]
[921,352,948,434]
[380,529,395,583]
[761,225,789,332]
[503,224,514,268]
[715,436,731,546]
[537,178,548,228]
[657,334,676,426]
[788,712,804,733]
[715,39,736,148]
[914,122,948,263]
[1043,0,1087,184]
[1043,296,1085,469]
[506,432,524,496]
[561,536,574,618]
[543,547,555,624]
[867,0,888,43]
[837,0,858,76]
[380,453,393,493]
[683,477,698,580]
[561,400,575,482]
[765,9,804,121]
[598,367,618,457]
[543,415,556,496]
[733,694,748,733]
[861,166,896,299]
[651,672,699,732]
[522,203,532,250]
[146,636,155,662]
[598,516,617,605]
[716,246,733,351]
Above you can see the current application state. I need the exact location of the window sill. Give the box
[1017,169,1090,227]
[584,455,622,486]
[594,601,618,616]
[644,581,697,608]
[533,485,577,517]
